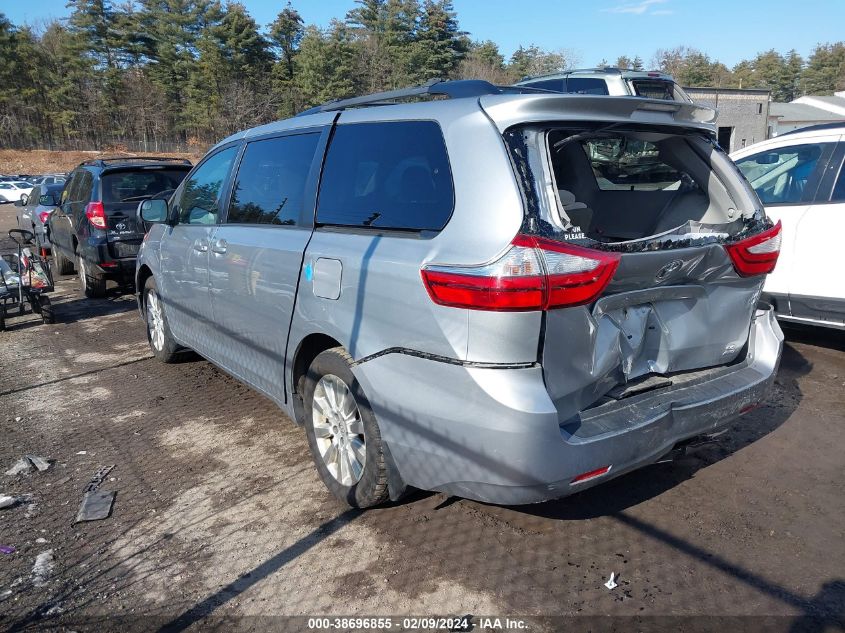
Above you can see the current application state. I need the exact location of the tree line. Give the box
[0,0,843,152]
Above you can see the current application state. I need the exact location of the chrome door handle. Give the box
[193,240,208,253]
[211,239,227,254]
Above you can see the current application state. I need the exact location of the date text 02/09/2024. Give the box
[305,615,526,631]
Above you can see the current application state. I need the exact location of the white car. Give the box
[0,181,34,204]
[732,123,845,330]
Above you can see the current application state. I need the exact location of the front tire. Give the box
[76,247,106,298]
[143,277,179,362]
[303,347,389,508]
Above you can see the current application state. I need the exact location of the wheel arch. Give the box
[290,332,343,426]
[136,264,154,313]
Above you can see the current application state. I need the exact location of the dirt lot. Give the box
[0,150,203,176]
[0,202,843,632]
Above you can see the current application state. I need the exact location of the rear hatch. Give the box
[100,166,190,258]
[481,95,779,419]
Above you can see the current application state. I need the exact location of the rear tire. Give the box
[143,277,179,363]
[303,347,390,508]
[76,247,106,298]
[52,247,74,276]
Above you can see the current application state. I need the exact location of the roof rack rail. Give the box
[568,67,624,75]
[296,79,548,116]
[81,156,192,167]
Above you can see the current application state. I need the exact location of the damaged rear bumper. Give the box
[354,304,783,505]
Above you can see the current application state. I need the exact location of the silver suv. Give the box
[516,67,693,102]
[136,80,783,507]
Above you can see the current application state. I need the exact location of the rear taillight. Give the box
[725,221,782,277]
[421,235,620,311]
[38,211,51,224]
[85,201,106,229]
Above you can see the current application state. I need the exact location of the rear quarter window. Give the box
[316,121,454,231]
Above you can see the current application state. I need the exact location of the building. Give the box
[792,91,845,116]
[767,102,844,136]
[684,87,770,153]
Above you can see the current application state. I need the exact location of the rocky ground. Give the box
[0,203,842,632]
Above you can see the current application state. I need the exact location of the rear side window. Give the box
[228,133,320,226]
[581,137,685,191]
[316,121,454,231]
[735,143,832,205]
[565,78,609,95]
[101,170,188,203]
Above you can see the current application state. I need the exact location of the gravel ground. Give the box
[0,203,843,632]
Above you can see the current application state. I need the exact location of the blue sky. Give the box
[4,0,844,67]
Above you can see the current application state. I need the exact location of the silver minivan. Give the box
[136,80,784,507]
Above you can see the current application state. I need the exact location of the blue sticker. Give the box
[304,262,313,281]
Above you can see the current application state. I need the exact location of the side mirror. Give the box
[139,198,169,223]
[14,198,24,207]
[19,194,29,206]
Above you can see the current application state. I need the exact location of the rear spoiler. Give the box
[479,94,717,134]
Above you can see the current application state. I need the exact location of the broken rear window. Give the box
[544,128,743,243]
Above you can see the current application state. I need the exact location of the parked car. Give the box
[48,157,192,297]
[136,80,783,507]
[33,174,67,186]
[15,183,64,252]
[0,181,34,204]
[516,67,693,102]
[731,122,845,330]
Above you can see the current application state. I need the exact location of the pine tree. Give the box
[457,40,507,83]
[137,0,224,138]
[801,43,845,95]
[411,0,466,82]
[185,2,272,140]
[294,21,358,107]
[269,4,305,117]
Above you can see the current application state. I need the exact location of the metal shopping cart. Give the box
[0,229,55,331]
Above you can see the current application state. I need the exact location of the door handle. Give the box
[211,238,227,255]
[193,240,208,253]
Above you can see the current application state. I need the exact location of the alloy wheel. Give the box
[77,256,87,291]
[146,290,165,352]
[312,374,366,486]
